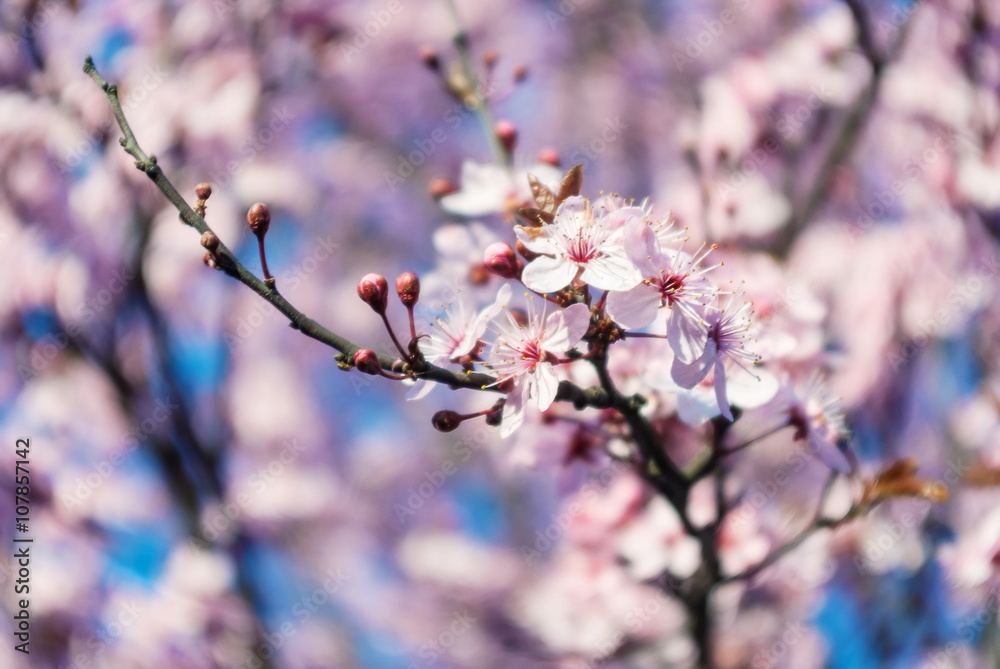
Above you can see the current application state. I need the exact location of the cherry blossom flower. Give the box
[408,284,511,400]
[608,216,719,362]
[516,195,643,293]
[439,161,562,218]
[787,374,852,473]
[671,299,761,421]
[418,283,511,366]
[487,296,591,436]
[615,496,701,580]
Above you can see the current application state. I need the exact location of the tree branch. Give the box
[83,56,612,411]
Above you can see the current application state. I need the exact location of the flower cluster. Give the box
[409,164,776,438]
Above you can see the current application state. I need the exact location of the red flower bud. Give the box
[419,46,440,71]
[247,202,271,237]
[354,349,382,375]
[200,230,220,252]
[538,147,560,167]
[483,242,521,279]
[357,273,389,314]
[429,176,459,200]
[195,182,213,200]
[513,64,529,83]
[432,410,463,433]
[396,272,420,307]
[495,120,517,155]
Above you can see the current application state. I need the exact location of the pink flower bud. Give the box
[200,230,219,252]
[195,182,213,200]
[353,349,382,375]
[357,273,389,314]
[396,272,420,307]
[428,176,459,200]
[419,46,440,71]
[513,64,529,83]
[247,203,271,237]
[432,410,463,433]
[495,120,517,155]
[484,242,521,279]
[538,147,560,166]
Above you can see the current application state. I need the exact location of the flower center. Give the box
[658,274,685,304]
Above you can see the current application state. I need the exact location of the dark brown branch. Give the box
[82,56,613,411]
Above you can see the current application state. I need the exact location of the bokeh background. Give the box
[2,0,1000,667]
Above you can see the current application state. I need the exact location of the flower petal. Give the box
[667,309,709,363]
[671,341,716,389]
[500,383,528,438]
[607,284,661,330]
[542,303,591,353]
[533,364,561,412]
[521,255,578,293]
[579,253,642,291]
[713,359,733,421]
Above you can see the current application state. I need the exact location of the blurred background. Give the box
[2,0,1000,667]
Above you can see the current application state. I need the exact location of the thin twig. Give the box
[82,56,615,412]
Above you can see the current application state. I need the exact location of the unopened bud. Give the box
[432,410,463,433]
[483,49,499,68]
[538,147,560,166]
[202,251,219,269]
[357,273,389,314]
[195,182,212,200]
[200,230,220,252]
[429,176,459,200]
[396,272,420,307]
[420,46,440,71]
[484,242,520,279]
[495,120,517,155]
[354,349,382,375]
[513,64,529,83]
[247,203,271,237]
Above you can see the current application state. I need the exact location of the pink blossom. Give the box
[487,297,591,436]
[516,195,643,293]
[439,161,562,218]
[787,374,852,474]
[671,299,761,421]
[608,216,719,362]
